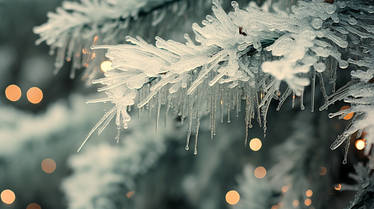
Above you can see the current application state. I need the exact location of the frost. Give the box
[88,0,374,147]
[33,0,211,82]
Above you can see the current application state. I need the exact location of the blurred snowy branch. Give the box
[62,118,176,209]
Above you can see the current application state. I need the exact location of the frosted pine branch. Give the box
[87,0,374,149]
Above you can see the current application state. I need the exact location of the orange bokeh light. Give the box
[225,190,240,205]
[41,158,56,174]
[281,185,289,193]
[254,166,267,179]
[340,105,354,120]
[334,184,342,191]
[320,166,327,176]
[126,191,135,198]
[5,84,21,102]
[1,189,16,205]
[26,203,42,209]
[304,198,312,206]
[292,200,299,208]
[27,87,43,104]
[305,189,313,197]
[249,138,262,151]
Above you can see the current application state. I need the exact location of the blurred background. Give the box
[0,0,367,209]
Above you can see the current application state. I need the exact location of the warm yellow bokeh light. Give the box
[27,87,43,104]
[26,203,42,209]
[100,60,113,73]
[292,200,299,208]
[355,139,366,151]
[1,189,16,205]
[281,185,289,193]
[41,158,56,174]
[340,105,354,120]
[320,166,327,176]
[305,189,313,197]
[249,138,262,151]
[334,184,342,191]
[5,84,21,102]
[304,198,312,206]
[254,166,267,179]
[126,191,135,198]
[225,190,240,205]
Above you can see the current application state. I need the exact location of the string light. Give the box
[100,60,113,73]
[5,84,21,102]
[254,166,267,179]
[305,189,313,197]
[304,198,312,206]
[41,158,56,174]
[340,105,354,120]
[355,139,366,151]
[249,138,262,151]
[1,189,16,205]
[26,87,43,104]
[26,203,42,209]
[225,190,240,205]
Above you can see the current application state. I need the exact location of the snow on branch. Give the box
[85,0,374,150]
[33,0,210,82]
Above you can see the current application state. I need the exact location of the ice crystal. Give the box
[33,0,211,83]
[86,0,374,149]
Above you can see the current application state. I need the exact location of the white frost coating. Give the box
[33,0,210,82]
[87,0,374,146]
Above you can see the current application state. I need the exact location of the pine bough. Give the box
[81,0,373,153]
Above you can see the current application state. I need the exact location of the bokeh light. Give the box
[27,87,43,104]
[340,105,354,120]
[249,138,262,151]
[254,166,267,179]
[304,198,312,206]
[100,60,113,73]
[334,184,342,191]
[320,166,327,176]
[26,203,42,209]
[355,139,366,151]
[292,200,299,208]
[225,190,240,205]
[1,189,16,205]
[126,191,135,198]
[305,189,313,197]
[281,185,289,193]
[41,158,56,174]
[5,84,21,102]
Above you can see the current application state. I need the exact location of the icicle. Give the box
[255,93,262,127]
[277,88,292,111]
[300,90,305,110]
[227,104,231,123]
[194,116,200,155]
[78,107,116,152]
[236,90,240,118]
[343,139,350,164]
[220,89,224,124]
[210,95,215,139]
[317,72,329,104]
[115,127,121,143]
[292,92,296,109]
[245,95,250,146]
[185,104,193,151]
[311,71,316,112]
